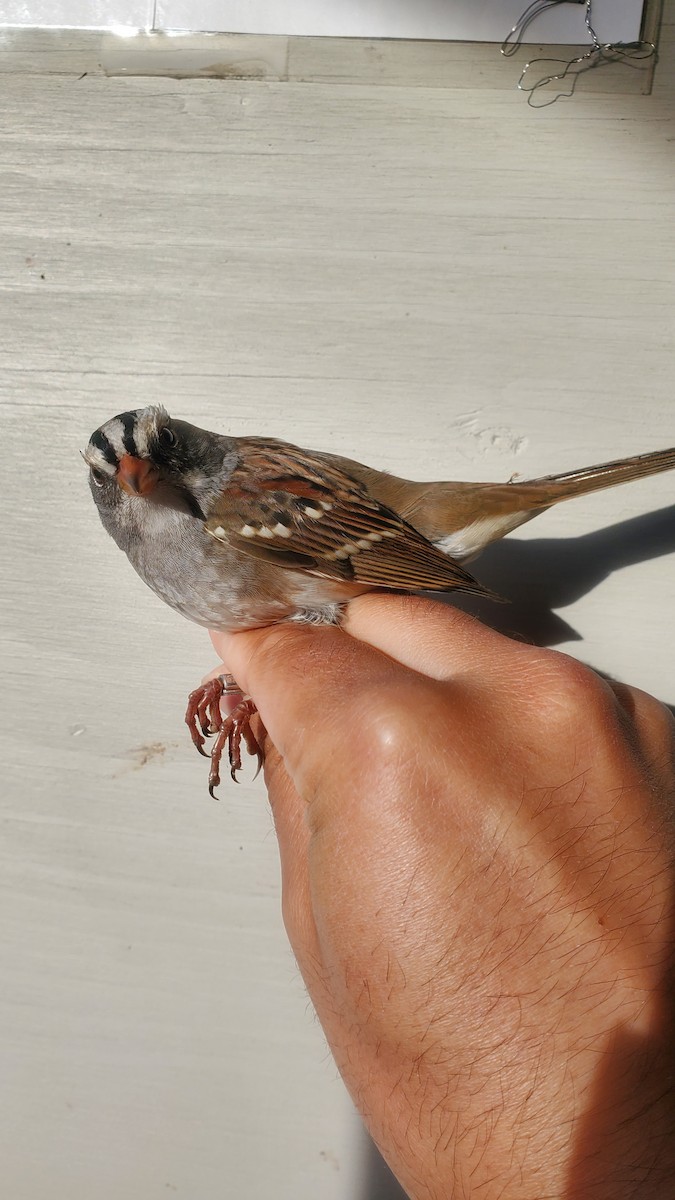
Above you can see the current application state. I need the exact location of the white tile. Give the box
[155,0,643,44]
[0,0,152,27]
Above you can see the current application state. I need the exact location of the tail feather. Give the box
[391,445,675,561]
[521,446,675,504]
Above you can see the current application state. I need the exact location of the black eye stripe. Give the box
[119,412,139,457]
[90,430,118,465]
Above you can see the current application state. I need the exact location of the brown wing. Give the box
[204,438,489,596]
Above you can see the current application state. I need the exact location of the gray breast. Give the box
[114,493,364,631]
[124,505,291,631]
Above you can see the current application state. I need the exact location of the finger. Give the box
[209,622,427,797]
[606,681,675,777]
[342,593,519,680]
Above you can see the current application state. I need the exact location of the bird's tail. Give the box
[393,446,675,561]
[516,445,675,504]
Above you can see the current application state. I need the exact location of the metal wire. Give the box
[501,0,657,107]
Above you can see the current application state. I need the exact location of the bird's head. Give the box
[83,406,237,546]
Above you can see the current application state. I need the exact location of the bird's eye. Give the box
[158,426,176,449]
[90,467,106,488]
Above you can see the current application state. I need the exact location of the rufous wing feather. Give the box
[204,438,492,597]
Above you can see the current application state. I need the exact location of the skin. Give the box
[209,595,675,1200]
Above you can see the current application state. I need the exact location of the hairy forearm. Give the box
[302,829,675,1200]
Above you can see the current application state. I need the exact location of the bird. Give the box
[84,405,675,794]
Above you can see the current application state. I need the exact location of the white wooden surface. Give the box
[2,24,675,1200]
[0,28,657,96]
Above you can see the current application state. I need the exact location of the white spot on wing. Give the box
[259,527,274,539]
[273,523,292,538]
[240,525,256,537]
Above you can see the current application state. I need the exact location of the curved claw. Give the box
[186,676,227,758]
[185,680,264,797]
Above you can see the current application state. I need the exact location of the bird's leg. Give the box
[186,675,233,755]
[184,675,264,797]
[208,699,262,797]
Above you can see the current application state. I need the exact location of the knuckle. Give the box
[352,687,417,759]
[348,680,446,773]
[526,651,614,730]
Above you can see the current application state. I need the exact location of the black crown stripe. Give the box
[119,412,139,457]
[90,429,118,466]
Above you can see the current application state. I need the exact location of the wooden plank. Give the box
[0,27,658,94]
[1,65,674,1200]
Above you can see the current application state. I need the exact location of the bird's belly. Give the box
[130,531,361,632]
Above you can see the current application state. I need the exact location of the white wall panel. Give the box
[0,0,645,42]
[155,0,644,43]
[0,0,152,26]
[1,21,673,1200]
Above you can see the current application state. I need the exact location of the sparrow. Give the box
[84,405,675,794]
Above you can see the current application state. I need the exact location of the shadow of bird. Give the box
[449,502,675,649]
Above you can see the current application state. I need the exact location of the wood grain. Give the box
[1,44,675,1199]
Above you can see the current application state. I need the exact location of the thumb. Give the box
[209,620,409,798]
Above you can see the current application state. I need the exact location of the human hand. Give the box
[210,595,675,1200]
